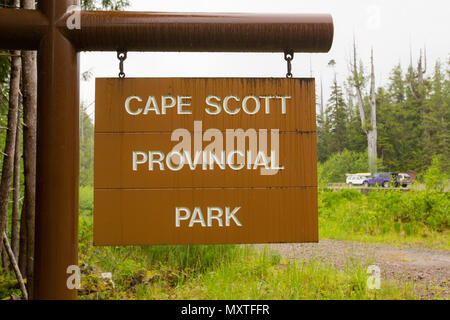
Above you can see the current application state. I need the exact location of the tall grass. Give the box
[319,188,449,248]
[76,214,418,300]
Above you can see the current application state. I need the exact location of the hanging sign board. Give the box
[94,78,318,245]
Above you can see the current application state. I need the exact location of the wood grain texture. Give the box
[95,78,316,133]
[94,78,317,245]
[94,188,318,246]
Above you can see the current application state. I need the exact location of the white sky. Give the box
[80,0,450,118]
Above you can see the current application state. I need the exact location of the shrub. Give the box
[319,188,449,236]
[79,186,93,213]
[423,155,449,192]
[319,150,383,183]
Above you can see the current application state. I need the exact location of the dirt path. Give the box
[255,240,450,299]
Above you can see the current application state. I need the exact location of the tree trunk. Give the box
[1,245,8,273]
[352,42,377,173]
[20,0,38,296]
[368,49,378,173]
[22,48,37,296]
[368,130,377,173]
[11,108,21,260]
[0,49,21,272]
[18,199,27,276]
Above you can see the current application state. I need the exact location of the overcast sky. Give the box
[80,0,450,118]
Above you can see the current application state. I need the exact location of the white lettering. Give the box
[132,151,147,171]
[125,96,143,115]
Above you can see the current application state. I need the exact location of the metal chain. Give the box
[117,51,127,79]
[284,50,294,78]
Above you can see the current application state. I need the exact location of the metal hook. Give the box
[284,50,294,78]
[117,50,127,78]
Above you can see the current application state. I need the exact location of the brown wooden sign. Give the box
[94,78,318,245]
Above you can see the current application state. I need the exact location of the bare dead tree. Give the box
[350,40,378,173]
[368,48,378,173]
[407,46,427,99]
[407,46,430,143]
[418,47,427,87]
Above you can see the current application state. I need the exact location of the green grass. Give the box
[76,214,418,300]
[0,272,23,299]
[319,188,450,250]
[163,255,417,300]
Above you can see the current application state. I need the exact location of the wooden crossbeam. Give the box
[0,9,333,52]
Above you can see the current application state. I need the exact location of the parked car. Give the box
[346,174,370,186]
[397,173,412,188]
[363,173,398,188]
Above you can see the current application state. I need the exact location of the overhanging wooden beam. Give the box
[0,8,333,53]
[61,11,333,52]
[0,9,49,50]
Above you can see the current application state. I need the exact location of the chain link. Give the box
[117,51,127,79]
[284,50,294,78]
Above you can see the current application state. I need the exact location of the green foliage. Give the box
[81,0,130,10]
[422,62,450,172]
[320,188,362,208]
[317,162,327,188]
[327,79,348,154]
[0,270,23,300]
[319,189,450,245]
[423,155,449,192]
[79,185,93,214]
[319,149,379,183]
[79,106,94,187]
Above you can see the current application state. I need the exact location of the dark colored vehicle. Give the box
[363,173,398,188]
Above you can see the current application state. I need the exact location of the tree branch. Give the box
[2,231,28,300]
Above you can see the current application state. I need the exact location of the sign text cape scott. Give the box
[94,78,318,245]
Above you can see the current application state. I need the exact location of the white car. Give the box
[346,175,368,186]
[397,173,412,188]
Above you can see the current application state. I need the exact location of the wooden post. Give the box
[34,0,79,300]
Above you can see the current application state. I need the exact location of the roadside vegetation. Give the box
[74,213,417,300]
[319,155,449,249]
[319,189,449,249]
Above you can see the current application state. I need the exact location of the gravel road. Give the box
[255,240,450,299]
